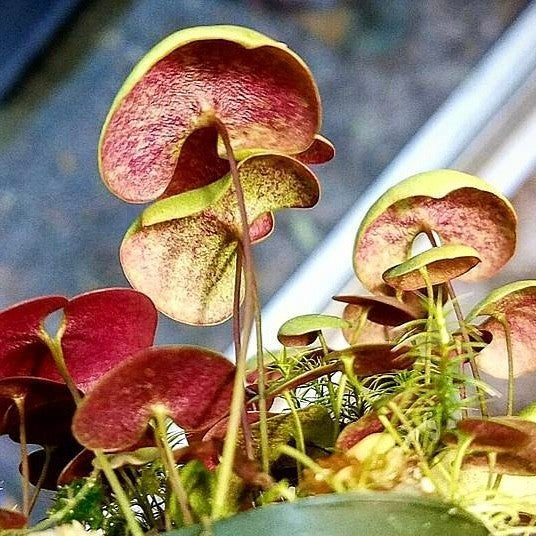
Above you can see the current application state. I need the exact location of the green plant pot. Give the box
[170,492,488,536]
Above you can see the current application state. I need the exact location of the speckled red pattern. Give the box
[73,346,235,451]
[477,288,536,378]
[101,40,319,203]
[356,189,516,293]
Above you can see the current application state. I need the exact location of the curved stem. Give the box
[233,251,255,461]
[153,408,193,526]
[499,315,515,416]
[14,396,29,518]
[424,230,488,417]
[283,391,305,483]
[95,448,144,536]
[212,120,268,517]
[42,331,143,536]
[28,445,52,515]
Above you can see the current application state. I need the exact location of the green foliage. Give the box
[48,477,126,536]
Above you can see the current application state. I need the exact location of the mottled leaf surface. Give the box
[382,244,481,291]
[341,304,390,345]
[73,346,235,451]
[328,344,414,376]
[452,417,536,475]
[467,281,536,378]
[56,288,157,391]
[354,170,516,294]
[100,26,321,202]
[121,154,319,324]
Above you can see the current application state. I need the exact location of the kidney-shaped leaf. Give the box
[99,25,321,203]
[121,154,319,324]
[73,346,235,451]
[382,244,481,291]
[277,314,350,347]
[53,288,157,391]
[0,289,157,393]
[174,492,487,536]
[0,296,67,379]
[466,281,536,378]
[0,378,77,446]
[354,170,516,294]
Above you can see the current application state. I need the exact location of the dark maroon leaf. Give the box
[73,346,235,451]
[0,509,27,529]
[0,296,67,379]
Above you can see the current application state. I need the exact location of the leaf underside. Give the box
[121,154,320,324]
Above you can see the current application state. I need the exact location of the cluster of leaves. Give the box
[2,23,536,536]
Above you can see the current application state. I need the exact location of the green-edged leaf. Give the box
[141,174,231,227]
[382,244,481,291]
[99,25,321,203]
[121,154,319,324]
[277,314,350,347]
[467,281,536,378]
[354,170,517,294]
[171,492,487,535]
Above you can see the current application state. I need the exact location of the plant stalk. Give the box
[233,251,255,461]
[153,408,194,526]
[42,330,143,536]
[499,315,515,416]
[424,230,488,417]
[212,121,268,518]
[28,446,52,515]
[14,396,29,518]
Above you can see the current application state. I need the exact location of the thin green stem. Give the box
[42,330,143,536]
[499,315,515,416]
[28,445,52,515]
[283,391,305,483]
[14,396,29,518]
[95,449,144,536]
[153,409,193,526]
[254,300,269,474]
[232,251,255,461]
[424,230,488,417]
[212,121,268,517]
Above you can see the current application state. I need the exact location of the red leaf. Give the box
[73,346,235,451]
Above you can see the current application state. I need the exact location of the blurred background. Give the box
[1,0,535,519]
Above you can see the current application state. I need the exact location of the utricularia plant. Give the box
[1,25,536,536]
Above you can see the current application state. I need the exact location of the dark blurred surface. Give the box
[0,0,85,99]
[0,0,529,513]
